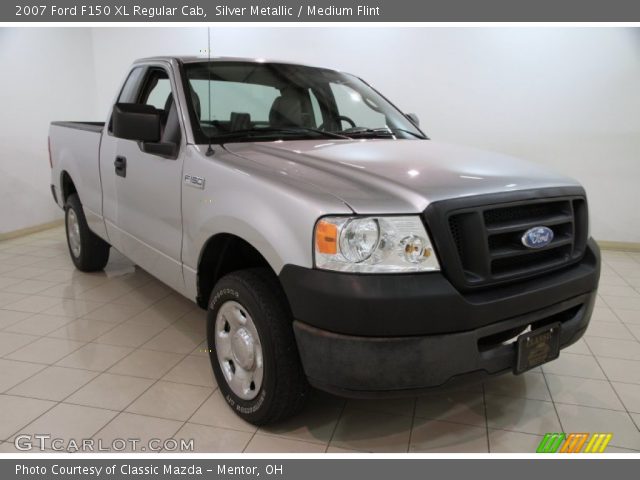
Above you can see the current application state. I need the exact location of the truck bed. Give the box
[50,121,105,133]
[49,121,104,222]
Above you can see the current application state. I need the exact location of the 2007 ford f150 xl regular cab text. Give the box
[49,57,600,424]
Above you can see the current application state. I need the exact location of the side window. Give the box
[117,67,145,103]
[330,82,386,129]
[139,69,172,110]
[144,79,172,109]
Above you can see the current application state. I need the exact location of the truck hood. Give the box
[223,139,580,214]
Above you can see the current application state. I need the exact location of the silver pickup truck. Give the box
[49,56,600,425]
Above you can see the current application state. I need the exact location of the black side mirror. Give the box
[406,113,420,127]
[112,103,161,142]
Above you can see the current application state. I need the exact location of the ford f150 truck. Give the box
[49,56,600,425]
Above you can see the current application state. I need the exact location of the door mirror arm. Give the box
[140,141,178,159]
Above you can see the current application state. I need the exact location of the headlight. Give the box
[314,216,440,273]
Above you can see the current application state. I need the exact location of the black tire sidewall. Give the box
[207,278,277,424]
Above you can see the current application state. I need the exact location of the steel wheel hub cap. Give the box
[67,209,81,258]
[231,328,256,370]
[214,301,263,400]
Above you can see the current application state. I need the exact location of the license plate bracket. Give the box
[515,322,561,374]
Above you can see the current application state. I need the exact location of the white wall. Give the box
[89,27,640,244]
[0,28,98,235]
[3,27,639,242]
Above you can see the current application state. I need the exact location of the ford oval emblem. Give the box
[521,226,554,249]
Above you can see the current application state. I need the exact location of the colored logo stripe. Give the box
[537,433,565,453]
[536,433,613,453]
[584,433,613,453]
[560,433,589,453]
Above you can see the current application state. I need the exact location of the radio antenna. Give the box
[205,26,214,156]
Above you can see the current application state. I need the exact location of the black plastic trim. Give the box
[293,290,596,397]
[50,121,105,133]
[279,238,600,337]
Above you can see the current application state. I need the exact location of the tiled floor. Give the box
[1,227,640,453]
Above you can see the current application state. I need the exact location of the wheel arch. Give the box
[60,170,78,204]
[196,232,280,309]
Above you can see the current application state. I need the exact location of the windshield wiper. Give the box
[336,127,426,139]
[212,126,350,143]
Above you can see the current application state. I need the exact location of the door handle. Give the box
[114,156,127,177]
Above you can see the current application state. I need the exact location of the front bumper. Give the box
[280,239,600,397]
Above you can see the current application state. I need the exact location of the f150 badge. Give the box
[521,226,554,249]
[184,174,205,189]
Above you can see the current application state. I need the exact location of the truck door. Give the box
[99,64,186,294]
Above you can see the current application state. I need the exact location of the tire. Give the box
[207,268,309,425]
[64,193,110,272]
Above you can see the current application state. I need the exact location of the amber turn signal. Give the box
[315,220,338,254]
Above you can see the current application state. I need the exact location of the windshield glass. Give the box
[182,61,425,144]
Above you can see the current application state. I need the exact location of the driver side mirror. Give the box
[112,103,161,142]
[406,113,420,127]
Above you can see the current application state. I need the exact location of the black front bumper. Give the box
[279,239,600,397]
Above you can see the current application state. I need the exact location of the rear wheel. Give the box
[64,193,110,272]
[207,268,309,425]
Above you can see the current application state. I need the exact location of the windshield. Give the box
[182,61,426,144]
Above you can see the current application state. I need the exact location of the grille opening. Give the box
[491,245,572,277]
[477,304,582,352]
[449,217,464,258]
[484,201,571,228]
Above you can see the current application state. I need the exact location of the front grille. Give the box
[426,190,589,290]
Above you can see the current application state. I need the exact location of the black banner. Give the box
[5,0,640,22]
[3,458,640,480]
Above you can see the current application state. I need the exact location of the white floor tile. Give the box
[15,403,118,448]
[5,337,85,364]
[330,406,412,453]
[598,357,640,384]
[488,429,543,453]
[611,382,640,414]
[0,359,46,393]
[125,380,212,421]
[244,434,326,453]
[484,372,551,401]
[173,423,252,453]
[0,395,56,441]
[414,390,485,426]
[541,352,606,379]
[485,395,561,435]
[586,336,640,361]
[8,366,97,401]
[54,342,133,372]
[410,419,488,453]
[555,403,640,450]
[66,373,155,410]
[545,374,625,410]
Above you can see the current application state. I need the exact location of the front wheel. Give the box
[65,193,110,272]
[207,268,309,425]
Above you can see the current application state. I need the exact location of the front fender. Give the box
[180,145,352,299]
